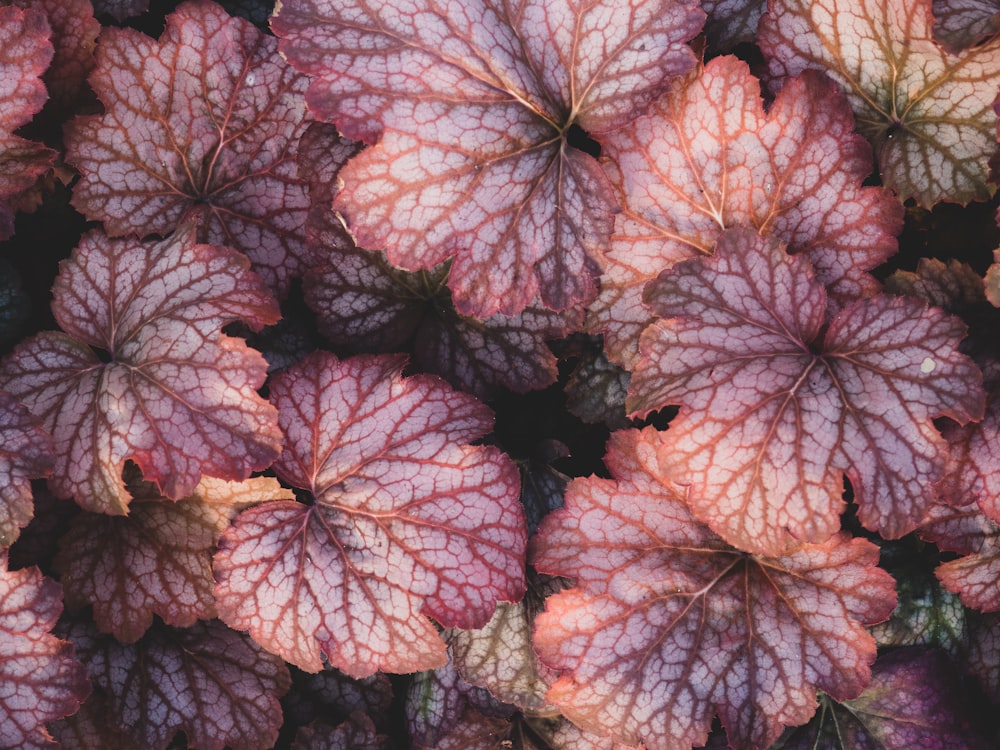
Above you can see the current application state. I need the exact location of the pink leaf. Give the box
[64,0,327,295]
[920,497,1000,612]
[0,556,90,750]
[273,0,705,317]
[0,391,52,546]
[53,474,292,642]
[0,4,55,240]
[214,351,525,675]
[629,227,984,553]
[531,427,897,750]
[589,56,901,368]
[67,618,290,750]
[0,228,281,514]
[759,0,1000,206]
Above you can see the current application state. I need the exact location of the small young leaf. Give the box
[273,0,705,317]
[0,4,55,239]
[0,391,53,547]
[531,427,897,750]
[65,0,328,295]
[589,56,901,368]
[759,0,1000,206]
[0,555,90,750]
[0,228,281,514]
[213,351,525,675]
[53,475,292,642]
[629,228,983,553]
[292,714,389,750]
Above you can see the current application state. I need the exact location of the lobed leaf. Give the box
[213,351,525,675]
[0,228,281,514]
[0,556,90,750]
[759,0,1000,206]
[273,0,705,317]
[589,55,901,368]
[531,427,897,750]
[0,391,53,547]
[65,0,327,295]
[933,0,1000,50]
[629,227,984,553]
[53,475,292,642]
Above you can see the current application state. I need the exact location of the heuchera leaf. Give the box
[531,427,897,750]
[292,713,388,750]
[933,0,1000,50]
[701,0,766,49]
[0,227,282,514]
[53,475,292,642]
[758,0,1000,206]
[966,611,1000,704]
[0,390,52,547]
[213,351,526,675]
[65,617,290,750]
[0,555,90,750]
[588,55,901,369]
[272,0,705,317]
[628,227,984,554]
[64,0,327,296]
[772,647,990,750]
[90,0,149,22]
[0,4,55,240]
[281,668,393,732]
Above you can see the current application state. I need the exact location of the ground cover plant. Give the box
[1,0,1000,748]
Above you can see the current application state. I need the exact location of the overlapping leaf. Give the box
[292,714,388,750]
[589,55,901,368]
[759,0,1000,206]
[0,227,282,514]
[53,475,292,642]
[933,0,1000,50]
[772,648,990,750]
[65,617,289,750]
[0,556,90,750]
[213,351,525,675]
[629,228,984,553]
[0,391,52,546]
[64,0,329,295]
[531,427,897,750]
[0,4,55,239]
[273,0,705,317]
[701,0,766,49]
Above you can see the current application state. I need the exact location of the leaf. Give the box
[0,228,281,514]
[282,667,393,732]
[887,257,989,310]
[64,0,328,296]
[966,611,1000,704]
[772,647,991,750]
[628,227,984,554]
[588,55,901,369]
[530,427,898,750]
[0,391,52,546]
[53,474,292,642]
[933,0,1000,50]
[213,351,526,675]
[0,4,55,240]
[758,0,1000,206]
[65,617,290,750]
[292,714,389,750]
[986,249,1000,307]
[272,0,705,317]
[701,0,766,49]
[90,0,148,22]
[564,345,632,429]
[0,555,90,750]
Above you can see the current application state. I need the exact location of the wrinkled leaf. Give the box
[933,0,1000,50]
[53,475,291,642]
[0,391,52,547]
[214,351,525,675]
[66,617,290,750]
[629,228,983,553]
[65,0,327,295]
[0,556,90,750]
[589,56,901,368]
[273,0,705,317]
[531,427,896,750]
[282,667,393,732]
[759,0,1000,206]
[701,0,766,48]
[0,228,281,514]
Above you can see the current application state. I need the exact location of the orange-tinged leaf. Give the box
[53,475,292,642]
[273,0,705,317]
[531,427,897,750]
[589,56,901,368]
[0,228,281,514]
[64,0,327,295]
[213,351,525,675]
[759,0,1000,206]
[629,228,983,554]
